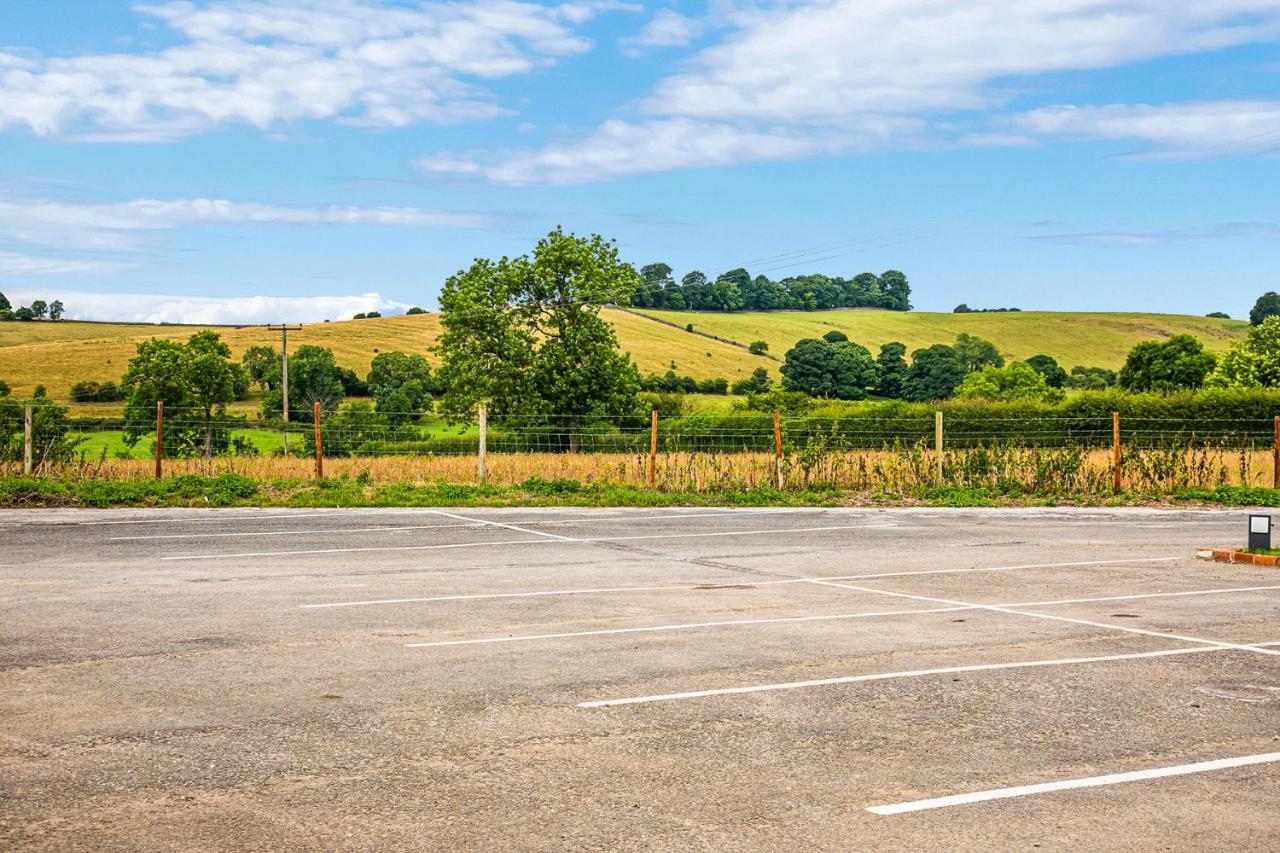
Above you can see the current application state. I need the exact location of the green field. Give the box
[0,308,1248,409]
[642,309,1247,369]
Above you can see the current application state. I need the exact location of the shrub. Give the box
[748,340,769,355]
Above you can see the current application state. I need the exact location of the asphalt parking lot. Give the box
[1,506,1278,850]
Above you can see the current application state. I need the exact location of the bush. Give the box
[70,380,125,403]
[406,306,426,315]
[748,340,769,355]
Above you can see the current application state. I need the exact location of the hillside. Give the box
[0,310,765,400]
[639,309,1248,369]
[0,308,1248,403]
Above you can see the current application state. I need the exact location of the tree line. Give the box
[621,265,911,313]
[0,292,64,322]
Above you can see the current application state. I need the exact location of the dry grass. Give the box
[29,445,1277,493]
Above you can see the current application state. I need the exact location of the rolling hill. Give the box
[0,308,1248,404]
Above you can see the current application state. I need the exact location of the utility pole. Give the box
[268,324,303,455]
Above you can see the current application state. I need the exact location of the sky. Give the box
[1,0,1279,324]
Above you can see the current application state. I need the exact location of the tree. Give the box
[955,362,1064,403]
[367,351,434,422]
[352,312,367,320]
[185,331,247,456]
[260,345,345,421]
[435,228,643,443]
[1025,354,1068,388]
[877,270,912,311]
[13,307,34,321]
[953,304,972,313]
[952,333,1004,373]
[1250,292,1280,326]
[875,342,909,399]
[731,367,772,395]
[29,300,47,320]
[1118,335,1216,393]
[780,338,878,400]
[903,344,967,401]
[0,291,9,311]
[242,345,281,391]
[48,300,64,321]
[680,271,709,310]
[0,394,75,468]
[406,306,426,315]
[822,330,849,343]
[1066,366,1117,390]
[1206,311,1230,320]
[748,340,769,355]
[0,379,8,396]
[1207,316,1280,388]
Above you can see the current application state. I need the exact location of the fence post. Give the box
[477,403,487,485]
[773,410,784,489]
[648,409,658,488]
[154,401,164,479]
[1273,415,1279,489]
[313,402,323,480]
[1112,412,1122,494]
[935,411,944,485]
[23,404,32,476]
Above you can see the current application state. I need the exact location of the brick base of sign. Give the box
[1196,549,1280,567]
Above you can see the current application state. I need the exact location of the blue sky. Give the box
[1,0,1279,323]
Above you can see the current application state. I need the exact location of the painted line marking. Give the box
[162,524,886,561]
[300,557,1183,609]
[577,641,1280,707]
[405,584,1280,648]
[423,509,580,542]
[807,579,1280,657]
[866,751,1280,815]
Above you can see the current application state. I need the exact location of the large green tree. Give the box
[1250,292,1280,326]
[1208,316,1280,388]
[435,228,643,442]
[260,345,345,421]
[1025,354,1068,388]
[367,351,434,422]
[955,362,1064,403]
[241,345,281,391]
[1118,335,1216,393]
[953,333,1004,373]
[874,342,909,399]
[903,344,968,401]
[780,337,878,400]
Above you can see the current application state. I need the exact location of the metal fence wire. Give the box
[7,401,1275,493]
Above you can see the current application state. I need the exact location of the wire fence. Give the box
[6,401,1277,494]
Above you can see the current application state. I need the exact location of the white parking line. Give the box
[161,524,884,560]
[300,557,1183,609]
[866,751,1280,815]
[577,641,1280,707]
[405,584,1280,648]
[807,579,1280,657]
[423,509,579,541]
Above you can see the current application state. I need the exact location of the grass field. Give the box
[642,309,1248,369]
[0,308,1247,404]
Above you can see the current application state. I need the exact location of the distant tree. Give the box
[0,309,11,321]
[877,270,912,311]
[953,304,972,313]
[1118,335,1216,393]
[0,378,9,396]
[1206,312,1230,320]
[241,345,281,391]
[260,345,345,421]
[337,368,368,397]
[955,362,1064,403]
[352,312,367,320]
[29,300,47,320]
[366,351,434,422]
[903,344,967,401]
[183,331,248,456]
[435,228,643,439]
[780,338,878,400]
[731,367,773,395]
[0,292,9,311]
[0,394,75,467]
[1207,316,1280,388]
[406,306,426,315]
[822,330,849,343]
[365,311,382,319]
[874,342,909,399]
[1025,354,1068,388]
[1250,292,1280,326]
[1066,366,1118,391]
[681,271,709,310]
[13,307,34,321]
[748,340,769,355]
[48,300,64,321]
[953,333,1004,373]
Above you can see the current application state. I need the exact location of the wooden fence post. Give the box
[154,401,164,479]
[1273,415,1279,489]
[23,404,32,476]
[313,402,323,480]
[773,410,784,489]
[935,411,944,485]
[1112,412,1122,494]
[648,409,658,488]
[477,404,488,485]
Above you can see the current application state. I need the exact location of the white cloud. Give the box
[1032,222,1280,246]
[0,0,634,140]
[0,287,409,325]
[419,0,1280,183]
[619,9,703,56]
[0,196,497,250]
[0,250,139,275]
[1014,100,1280,157]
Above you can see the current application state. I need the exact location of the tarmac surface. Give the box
[1,506,1278,850]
